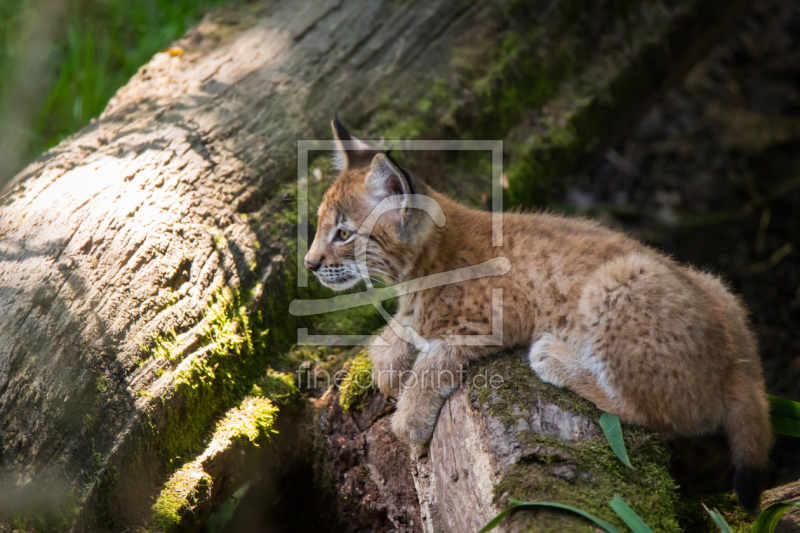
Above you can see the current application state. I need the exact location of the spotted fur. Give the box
[305,119,772,513]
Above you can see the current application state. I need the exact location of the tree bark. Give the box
[0,0,757,531]
[764,481,800,532]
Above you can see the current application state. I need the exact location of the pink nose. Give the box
[304,258,322,271]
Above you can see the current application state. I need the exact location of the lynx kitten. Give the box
[304,118,772,513]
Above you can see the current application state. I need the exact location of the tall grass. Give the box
[0,0,239,179]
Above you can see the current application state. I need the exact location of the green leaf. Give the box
[600,412,634,469]
[752,498,800,533]
[478,507,514,533]
[702,504,734,533]
[478,499,622,533]
[768,395,800,437]
[609,495,654,533]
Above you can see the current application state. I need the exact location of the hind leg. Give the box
[528,334,618,413]
[578,253,737,431]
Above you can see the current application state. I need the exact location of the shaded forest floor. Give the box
[555,0,800,502]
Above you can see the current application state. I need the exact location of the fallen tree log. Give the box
[0,0,756,531]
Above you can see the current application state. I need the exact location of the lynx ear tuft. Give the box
[332,113,351,143]
[367,152,414,200]
[331,114,375,170]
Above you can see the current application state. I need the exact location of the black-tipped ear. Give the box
[331,115,375,170]
[332,113,351,143]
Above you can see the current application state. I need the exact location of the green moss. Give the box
[163,288,180,309]
[150,394,281,531]
[361,10,568,206]
[142,284,261,394]
[358,0,702,212]
[679,493,754,533]
[338,352,376,412]
[149,329,181,362]
[106,212,312,530]
[310,300,391,339]
[473,352,598,425]
[283,345,331,369]
[501,3,687,207]
[213,396,278,445]
[151,464,211,531]
[83,411,95,433]
[472,353,680,533]
[200,287,254,357]
[254,369,297,406]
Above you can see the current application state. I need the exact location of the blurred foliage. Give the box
[0,0,239,174]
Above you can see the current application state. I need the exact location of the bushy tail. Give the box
[724,378,773,515]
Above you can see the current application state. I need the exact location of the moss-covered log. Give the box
[313,350,680,533]
[0,0,752,531]
[314,355,800,533]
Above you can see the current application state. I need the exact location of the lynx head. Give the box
[303,117,435,290]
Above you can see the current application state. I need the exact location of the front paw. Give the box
[391,394,440,446]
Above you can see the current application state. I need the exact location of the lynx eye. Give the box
[337,229,352,241]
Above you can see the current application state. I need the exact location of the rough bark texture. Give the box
[312,389,421,532]
[764,481,800,532]
[0,0,765,531]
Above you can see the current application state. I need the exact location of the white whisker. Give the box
[371,269,400,282]
[363,255,401,281]
[359,263,400,282]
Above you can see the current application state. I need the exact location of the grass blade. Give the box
[477,507,514,533]
[479,499,623,533]
[702,504,734,533]
[752,499,800,533]
[768,395,800,437]
[600,412,634,469]
[609,495,654,533]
